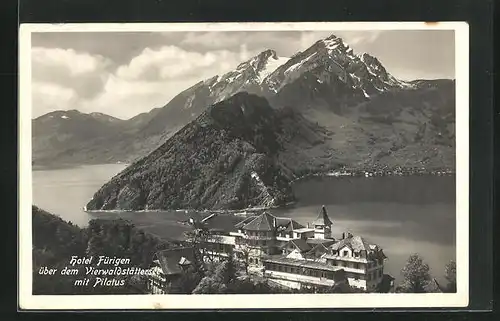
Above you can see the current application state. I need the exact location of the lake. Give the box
[32,164,456,285]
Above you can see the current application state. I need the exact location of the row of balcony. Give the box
[264,270,336,287]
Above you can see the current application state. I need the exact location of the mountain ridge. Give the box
[32,33,456,173]
[85,93,329,211]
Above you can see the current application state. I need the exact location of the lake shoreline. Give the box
[291,169,455,183]
[83,204,289,215]
[32,162,131,171]
[33,164,456,286]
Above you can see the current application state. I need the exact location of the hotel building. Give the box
[201,206,389,291]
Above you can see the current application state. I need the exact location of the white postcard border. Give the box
[19,21,469,310]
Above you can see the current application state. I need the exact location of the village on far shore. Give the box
[147,205,395,294]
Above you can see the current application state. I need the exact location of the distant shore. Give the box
[84,204,280,215]
[291,168,455,183]
[32,162,130,171]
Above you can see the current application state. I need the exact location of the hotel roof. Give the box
[330,235,373,252]
[190,213,243,233]
[276,217,305,232]
[235,212,304,232]
[328,235,387,260]
[154,247,196,276]
[283,239,312,252]
[294,227,314,233]
[263,256,343,273]
[306,238,336,246]
[238,212,275,231]
[311,205,333,227]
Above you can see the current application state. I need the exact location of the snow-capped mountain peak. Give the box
[200,50,290,103]
[230,49,289,84]
[261,34,413,96]
[321,35,348,52]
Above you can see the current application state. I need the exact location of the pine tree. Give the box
[444,260,457,293]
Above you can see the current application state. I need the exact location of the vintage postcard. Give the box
[19,21,469,310]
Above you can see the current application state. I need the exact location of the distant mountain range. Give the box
[33,34,455,175]
[86,93,329,210]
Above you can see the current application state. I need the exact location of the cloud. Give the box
[180,32,242,49]
[178,31,300,56]
[31,47,112,99]
[31,30,455,119]
[32,47,110,76]
[334,31,383,47]
[116,46,239,81]
[32,82,79,117]
[31,44,252,119]
[77,76,178,118]
[76,46,251,119]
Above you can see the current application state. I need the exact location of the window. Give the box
[367,273,371,281]
[343,250,348,257]
[378,270,382,277]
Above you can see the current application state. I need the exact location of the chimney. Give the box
[273,217,277,229]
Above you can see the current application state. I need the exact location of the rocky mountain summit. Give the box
[85,93,329,211]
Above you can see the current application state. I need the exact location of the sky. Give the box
[31,30,455,119]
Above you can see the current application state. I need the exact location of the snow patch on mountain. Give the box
[258,56,289,83]
[285,52,317,76]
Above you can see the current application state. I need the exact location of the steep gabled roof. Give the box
[311,205,333,227]
[235,213,304,232]
[154,247,196,275]
[283,239,312,252]
[275,217,305,232]
[330,235,375,252]
[306,238,335,247]
[238,212,275,231]
[234,215,258,229]
[305,243,330,259]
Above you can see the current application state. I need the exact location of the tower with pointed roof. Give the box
[311,205,333,239]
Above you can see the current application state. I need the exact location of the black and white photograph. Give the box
[19,22,469,309]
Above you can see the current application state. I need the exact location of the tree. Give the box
[239,246,250,275]
[191,255,238,294]
[219,251,237,285]
[399,253,432,293]
[169,266,203,294]
[444,260,457,293]
[192,275,226,294]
